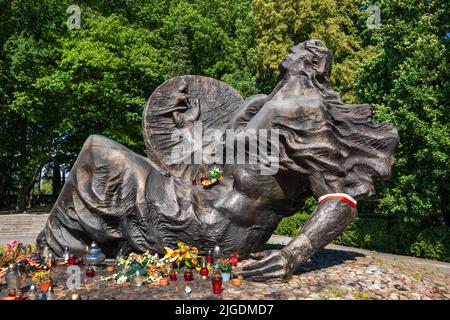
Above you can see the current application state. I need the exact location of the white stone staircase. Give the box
[0,213,49,245]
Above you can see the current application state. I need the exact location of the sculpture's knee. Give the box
[77,135,137,176]
[81,135,132,160]
[82,134,118,150]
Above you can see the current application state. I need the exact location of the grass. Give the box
[315,293,330,300]
[327,286,346,298]
[412,272,423,281]
[353,291,371,300]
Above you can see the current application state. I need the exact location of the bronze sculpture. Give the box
[37,40,399,282]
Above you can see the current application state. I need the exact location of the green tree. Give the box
[354,0,449,251]
[157,0,257,96]
[252,0,365,101]
[0,0,67,211]
[37,10,166,155]
[0,0,259,210]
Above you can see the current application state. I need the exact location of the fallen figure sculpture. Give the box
[37,39,399,282]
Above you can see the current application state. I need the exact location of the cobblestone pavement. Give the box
[2,247,448,300]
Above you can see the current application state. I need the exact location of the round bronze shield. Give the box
[142,75,243,180]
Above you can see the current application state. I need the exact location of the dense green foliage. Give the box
[274,0,450,262]
[252,0,366,101]
[356,0,449,228]
[0,0,448,261]
[0,0,258,210]
[274,214,450,262]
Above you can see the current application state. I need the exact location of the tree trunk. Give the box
[27,185,33,208]
[16,117,28,213]
[5,185,10,209]
[17,186,27,213]
[441,186,449,227]
[36,168,42,206]
[0,173,4,208]
[52,159,61,202]
[61,168,66,186]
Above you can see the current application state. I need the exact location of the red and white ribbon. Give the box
[318,193,357,208]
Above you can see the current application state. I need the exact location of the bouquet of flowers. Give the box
[0,240,26,268]
[111,252,158,284]
[6,240,25,251]
[101,241,204,284]
[147,259,172,281]
[101,251,173,284]
[31,270,53,285]
[216,258,233,273]
[229,253,240,267]
[200,168,223,189]
[162,241,201,270]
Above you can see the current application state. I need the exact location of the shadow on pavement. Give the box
[264,243,364,274]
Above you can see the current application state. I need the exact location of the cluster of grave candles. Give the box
[60,245,235,295]
[165,246,238,294]
[4,245,239,299]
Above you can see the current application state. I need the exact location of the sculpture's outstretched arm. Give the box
[237,199,357,282]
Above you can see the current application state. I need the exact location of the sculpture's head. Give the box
[279,39,333,84]
[272,39,399,199]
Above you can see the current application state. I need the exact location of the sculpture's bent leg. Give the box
[37,135,156,258]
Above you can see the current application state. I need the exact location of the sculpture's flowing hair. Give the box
[272,40,399,199]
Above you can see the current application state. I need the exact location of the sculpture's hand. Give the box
[237,200,358,283]
[175,92,190,105]
[237,249,296,283]
[185,98,201,122]
[172,97,201,128]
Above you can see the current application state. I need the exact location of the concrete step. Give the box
[0,214,49,241]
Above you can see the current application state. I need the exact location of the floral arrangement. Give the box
[207,168,223,180]
[200,168,223,188]
[114,252,157,284]
[102,242,204,285]
[229,253,240,267]
[102,252,172,284]
[32,270,53,285]
[148,259,172,280]
[0,240,27,268]
[216,258,233,273]
[100,240,213,285]
[162,241,201,270]
[1,242,44,283]
[6,240,25,251]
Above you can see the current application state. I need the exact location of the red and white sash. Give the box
[318,193,357,208]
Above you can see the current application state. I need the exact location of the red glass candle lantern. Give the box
[170,271,177,281]
[184,269,194,281]
[68,255,77,266]
[15,290,24,300]
[211,272,222,294]
[8,289,16,297]
[86,266,95,278]
[200,267,209,279]
[207,250,213,264]
[192,178,197,186]
[200,260,209,280]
